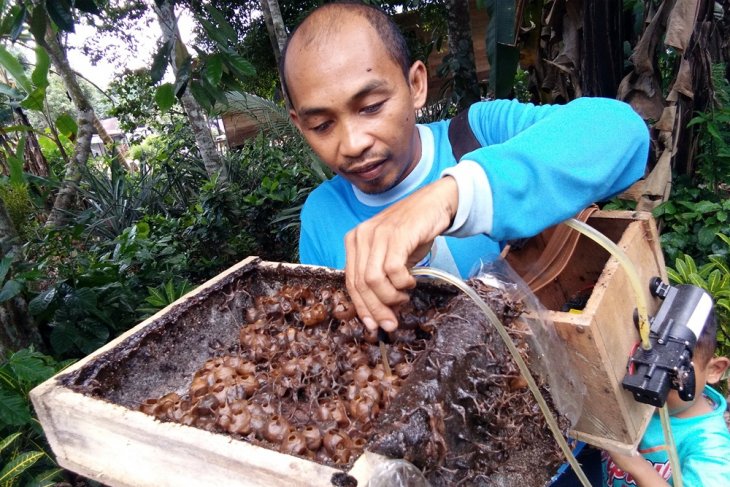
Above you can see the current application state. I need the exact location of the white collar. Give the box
[353,124,434,207]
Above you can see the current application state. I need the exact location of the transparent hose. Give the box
[563,218,682,487]
[410,267,592,487]
[659,405,682,487]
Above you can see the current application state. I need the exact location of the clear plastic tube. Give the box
[411,267,592,487]
[563,218,682,487]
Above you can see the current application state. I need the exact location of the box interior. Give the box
[506,215,631,311]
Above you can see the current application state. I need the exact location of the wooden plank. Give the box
[32,381,341,487]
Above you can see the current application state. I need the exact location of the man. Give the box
[282,2,649,333]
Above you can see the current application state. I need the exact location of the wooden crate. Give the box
[31,211,665,486]
[507,210,665,451]
[30,259,396,487]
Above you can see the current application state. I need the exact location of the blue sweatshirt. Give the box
[299,97,649,276]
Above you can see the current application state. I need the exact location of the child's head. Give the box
[666,307,729,416]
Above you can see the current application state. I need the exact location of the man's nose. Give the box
[338,118,373,159]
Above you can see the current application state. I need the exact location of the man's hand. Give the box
[345,177,458,332]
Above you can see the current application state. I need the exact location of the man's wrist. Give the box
[438,175,459,231]
[440,160,493,237]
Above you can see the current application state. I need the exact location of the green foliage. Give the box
[107,69,161,134]
[0,349,69,486]
[0,184,31,236]
[75,157,166,241]
[36,128,72,174]
[653,183,730,264]
[138,279,195,316]
[0,135,36,237]
[25,73,111,133]
[686,64,730,193]
[27,239,141,357]
[653,67,730,265]
[666,234,730,360]
[151,4,255,114]
[226,134,319,262]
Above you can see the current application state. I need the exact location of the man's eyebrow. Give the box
[299,79,389,119]
[352,79,388,100]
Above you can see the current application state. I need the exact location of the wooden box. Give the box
[30,211,665,486]
[507,210,665,451]
[30,259,401,487]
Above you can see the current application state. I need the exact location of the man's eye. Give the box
[362,102,384,114]
[311,121,332,133]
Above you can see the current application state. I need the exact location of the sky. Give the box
[65,7,196,90]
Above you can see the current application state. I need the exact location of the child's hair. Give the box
[694,306,717,366]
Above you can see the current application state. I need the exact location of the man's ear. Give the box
[289,109,303,133]
[706,356,730,385]
[408,60,428,111]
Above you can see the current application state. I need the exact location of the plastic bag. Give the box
[470,257,586,427]
[367,459,431,487]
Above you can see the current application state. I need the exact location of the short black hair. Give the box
[279,1,412,108]
[694,306,718,366]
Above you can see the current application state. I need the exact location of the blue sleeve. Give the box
[464,97,649,240]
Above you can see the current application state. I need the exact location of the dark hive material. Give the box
[59,259,566,486]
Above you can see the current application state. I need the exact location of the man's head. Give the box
[281,2,428,194]
[666,307,729,417]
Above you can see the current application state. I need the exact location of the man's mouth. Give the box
[343,160,387,180]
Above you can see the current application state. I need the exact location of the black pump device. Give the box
[621,277,714,407]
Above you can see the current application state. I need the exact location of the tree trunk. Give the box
[445,0,480,110]
[581,0,623,98]
[13,107,49,177]
[260,0,287,64]
[0,199,18,256]
[44,108,94,228]
[154,0,226,182]
[0,201,43,358]
[35,28,129,170]
[92,114,131,170]
[36,26,95,227]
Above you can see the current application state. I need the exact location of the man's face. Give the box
[285,20,427,194]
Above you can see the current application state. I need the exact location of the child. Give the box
[602,307,730,486]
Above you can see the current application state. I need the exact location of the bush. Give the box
[0,348,71,485]
[666,234,730,361]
